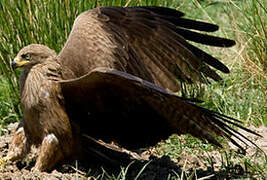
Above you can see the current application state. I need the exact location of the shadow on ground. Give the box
[51,154,257,179]
[0,123,265,179]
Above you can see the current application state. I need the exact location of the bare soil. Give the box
[0,123,266,180]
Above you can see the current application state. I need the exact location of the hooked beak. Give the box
[11,57,29,70]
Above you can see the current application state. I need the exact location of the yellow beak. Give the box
[11,57,30,69]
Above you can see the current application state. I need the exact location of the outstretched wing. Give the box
[58,6,235,92]
[60,68,260,153]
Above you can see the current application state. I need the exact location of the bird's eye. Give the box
[21,53,31,60]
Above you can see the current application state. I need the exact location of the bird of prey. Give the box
[3,6,259,171]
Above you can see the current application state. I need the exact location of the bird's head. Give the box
[12,44,57,70]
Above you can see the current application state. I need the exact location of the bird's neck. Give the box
[20,66,45,109]
[20,59,61,109]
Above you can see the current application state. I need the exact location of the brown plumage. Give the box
[5,6,260,171]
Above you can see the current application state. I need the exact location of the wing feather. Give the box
[60,68,259,152]
[101,7,233,86]
[59,6,235,92]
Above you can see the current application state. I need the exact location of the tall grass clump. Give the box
[229,0,266,86]
[224,0,267,126]
[174,0,267,126]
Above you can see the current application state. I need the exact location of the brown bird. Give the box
[3,6,259,171]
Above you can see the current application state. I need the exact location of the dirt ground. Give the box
[0,123,266,180]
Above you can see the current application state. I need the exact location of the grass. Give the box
[0,0,266,179]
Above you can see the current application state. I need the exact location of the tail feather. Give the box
[80,135,136,165]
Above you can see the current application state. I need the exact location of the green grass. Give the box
[0,0,266,179]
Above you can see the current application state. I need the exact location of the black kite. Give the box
[2,6,260,171]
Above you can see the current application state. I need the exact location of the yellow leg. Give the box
[0,156,10,170]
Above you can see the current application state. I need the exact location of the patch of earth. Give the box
[0,123,266,179]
